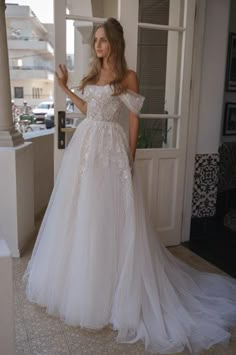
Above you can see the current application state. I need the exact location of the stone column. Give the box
[0,0,34,256]
[0,0,24,147]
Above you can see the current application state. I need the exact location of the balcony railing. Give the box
[10,65,54,73]
[8,36,47,41]
[7,38,54,53]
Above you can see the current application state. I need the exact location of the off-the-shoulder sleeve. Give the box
[119,89,145,115]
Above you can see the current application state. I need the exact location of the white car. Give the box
[44,99,75,129]
[32,101,54,123]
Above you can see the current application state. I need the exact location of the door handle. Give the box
[57,111,78,149]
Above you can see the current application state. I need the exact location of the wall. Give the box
[24,130,54,217]
[6,3,31,18]
[0,132,53,256]
[0,143,35,257]
[196,0,230,154]
[228,0,236,33]
[190,0,231,227]
[0,240,15,355]
[222,0,236,142]
[103,0,118,18]
[11,79,53,107]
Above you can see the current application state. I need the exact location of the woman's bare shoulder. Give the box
[122,70,139,92]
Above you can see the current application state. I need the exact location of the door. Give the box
[54,0,196,245]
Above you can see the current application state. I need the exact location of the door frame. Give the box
[54,0,202,244]
[181,0,207,241]
[120,0,197,245]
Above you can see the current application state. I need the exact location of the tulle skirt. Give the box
[24,118,236,354]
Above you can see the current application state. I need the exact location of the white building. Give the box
[6,3,54,107]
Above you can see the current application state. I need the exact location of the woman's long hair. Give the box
[78,18,128,95]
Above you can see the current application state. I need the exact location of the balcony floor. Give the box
[14,220,236,354]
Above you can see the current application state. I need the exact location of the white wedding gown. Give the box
[24,85,236,354]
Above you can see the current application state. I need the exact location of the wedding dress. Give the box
[24,84,236,354]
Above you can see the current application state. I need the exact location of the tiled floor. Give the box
[14,241,236,355]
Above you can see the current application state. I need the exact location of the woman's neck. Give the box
[97,59,116,84]
[101,57,115,70]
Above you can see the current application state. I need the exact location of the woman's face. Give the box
[94,27,110,59]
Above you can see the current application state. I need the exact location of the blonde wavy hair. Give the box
[78,18,128,95]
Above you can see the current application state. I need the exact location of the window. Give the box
[12,59,23,68]
[14,87,24,98]
[137,0,184,149]
[32,87,43,99]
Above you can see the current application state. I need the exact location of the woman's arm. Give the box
[55,64,87,115]
[124,70,140,161]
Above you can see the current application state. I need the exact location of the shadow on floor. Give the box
[183,226,236,278]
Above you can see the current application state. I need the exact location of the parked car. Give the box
[44,107,55,129]
[44,99,74,129]
[32,101,54,123]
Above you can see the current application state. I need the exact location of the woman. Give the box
[24,18,236,354]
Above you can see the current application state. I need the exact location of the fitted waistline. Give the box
[85,117,120,125]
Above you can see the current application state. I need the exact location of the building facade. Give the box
[6,3,54,107]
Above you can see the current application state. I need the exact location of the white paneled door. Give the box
[54,0,196,245]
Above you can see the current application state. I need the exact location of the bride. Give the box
[23,17,236,354]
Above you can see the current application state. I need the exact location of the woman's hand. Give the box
[55,64,68,90]
[54,65,87,114]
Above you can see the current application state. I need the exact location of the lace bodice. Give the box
[75,85,145,122]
